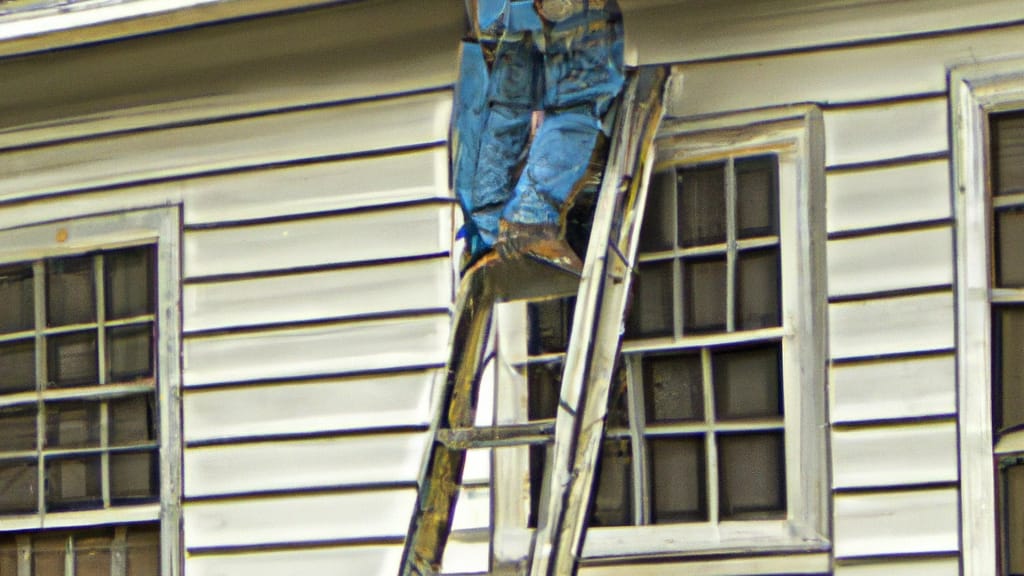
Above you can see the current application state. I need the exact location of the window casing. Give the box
[0,208,181,576]
[493,107,828,563]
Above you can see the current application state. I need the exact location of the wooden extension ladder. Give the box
[400,66,668,576]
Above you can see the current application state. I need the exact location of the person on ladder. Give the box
[453,0,626,279]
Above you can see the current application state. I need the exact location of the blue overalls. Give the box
[452,0,626,260]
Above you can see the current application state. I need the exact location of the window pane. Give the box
[105,246,154,320]
[737,249,781,330]
[626,260,674,338]
[46,255,96,327]
[683,257,726,333]
[0,264,34,334]
[33,534,65,576]
[736,155,778,239]
[0,462,38,514]
[46,456,102,512]
[639,169,676,252]
[996,207,1024,288]
[679,163,726,247]
[718,432,786,520]
[1004,462,1024,575]
[0,339,36,395]
[126,525,161,576]
[0,405,36,453]
[997,307,1024,434]
[529,297,574,355]
[650,436,706,523]
[0,536,16,575]
[712,344,782,420]
[993,110,1024,196]
[76,532,113,576]
[528,363,561,421]
[108,325,154,383]
[111,451,158,503]
[642,352,703,423]
[590,439,632,527]
[606,364,631,429]
[110,394,155,445]
[528,444,547,529]
[47,331,98,388]
[45,401,101,449]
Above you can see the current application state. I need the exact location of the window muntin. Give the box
[991,110,1024,575]
[0,525,160,576]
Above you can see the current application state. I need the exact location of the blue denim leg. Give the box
[452,40,491,257]
[502,109,601,227]
[543,12,625,125]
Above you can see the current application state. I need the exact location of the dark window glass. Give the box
[528,363,561,421]
[0,339,36,395]
[528,444,548,529]
[110,394,155,445]
[642,353,703,423]
[679,163,726,247]
[718,432,786,520]
[0,462,38,514]
[737,249,781,330]
[111,451,158,503]
[712,344,782,420]
[606,364,631,429]
[75,532,113,576]
[47,331,98,388]
[46,255,96,327]
[627,260,674,338]
[996,208,1024,288]
[108,325,154,383]
[0,405,36,453]
[1003,462,1024,576]
[993,111,1024,196]
[33,534,65,576]
[650,436,706,523]
[529,297,574,355]
[0,536,16,575]
[996,307,1024,434]
[45,456,102,512]
[639,169,676,252]
[736,156,779,239]
[590,439,632,527]
[683,257,727,333]
[45,401,101,449]
[105,246,154,320]
[126,525,161,576]
[0,264,34,334]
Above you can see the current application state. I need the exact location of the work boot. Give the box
[496,221,584,277]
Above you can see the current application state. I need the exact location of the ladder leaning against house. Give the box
[400,66,668,576]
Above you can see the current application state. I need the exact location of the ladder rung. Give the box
[437,420,556,450]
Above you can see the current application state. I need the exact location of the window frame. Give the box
[491,105,829,564]
[0,207,182,576]
[953,57,1024,576]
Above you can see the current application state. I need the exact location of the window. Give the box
[953,58,1024,576]
[0,208,181,576]
[494,107,828,563]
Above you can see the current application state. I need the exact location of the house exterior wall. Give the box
[0,0,1023,574]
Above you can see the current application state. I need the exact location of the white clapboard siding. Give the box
[826,159,951,234]
[827,226,953,297]
[183,489,416,549]
[463,449,492,485]
[184,433,429,497]
[183,147,449,226]
[667,23,1024,116]
[183,371,436,443]
[0,91,451,203]
[451,486,491,531]
[830,354,956,424]
[626,0,1024,66]
[183,314,448,387]
[441,537,490,575]
[823,97,948,167]
[828,292,954,360]
[831,421,958,489]
[579,553,831,576]
[834,556,960,576]
[187,544,404,576]
[833,488,959,558]
[184,204,451,278]
[183,258,451,333]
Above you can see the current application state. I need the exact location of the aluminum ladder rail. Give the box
[399,66,668,576]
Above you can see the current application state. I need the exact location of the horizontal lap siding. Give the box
[186,545,404,576]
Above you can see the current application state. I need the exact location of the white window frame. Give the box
[491,105,829,567]
[0,207,182,576]
[953,56,1024,576]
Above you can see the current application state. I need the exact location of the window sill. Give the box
[0,503,160,531]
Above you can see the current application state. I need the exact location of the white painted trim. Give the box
[951,56,1024,576]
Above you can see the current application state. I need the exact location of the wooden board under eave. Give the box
[186,544,404,576]
[182,488,417,549]
[829,354,957,424]
[826,226,953,298]
[834,556,960,576]
[831,421,959,489]
[578,553,831,576]
[833,488,960,558]
[823,98,948,168]
[182,370,437,443]
[826,159,951,235]
[828,292,954,360]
